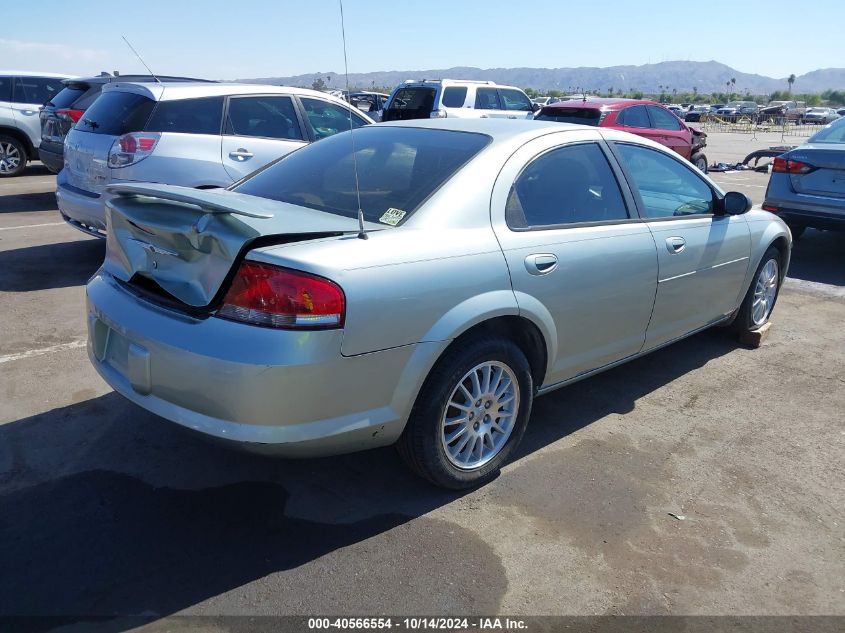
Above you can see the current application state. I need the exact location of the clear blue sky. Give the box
[3,0,843,79]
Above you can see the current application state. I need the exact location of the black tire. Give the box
[732,246,783,335]
[397,336,534,489]
[691,152,708,173]
[0,135,27,178]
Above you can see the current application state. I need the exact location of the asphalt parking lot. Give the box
[1,130,843,627]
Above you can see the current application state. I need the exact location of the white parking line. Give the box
[0,222,65,231]
[0,340,86,364]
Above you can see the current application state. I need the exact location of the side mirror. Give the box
[532,103,540,112]
[721,191,752,215]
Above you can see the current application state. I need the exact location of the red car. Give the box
[535,98,708,172]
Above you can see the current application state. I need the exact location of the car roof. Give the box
[0,70,75,79]
[379,117,597,139]
[542,98,660,111]
[63,75,214,87]
[101,81,360,105]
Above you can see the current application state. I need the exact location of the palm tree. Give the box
[788,74,796,94]
[726,80,731,100]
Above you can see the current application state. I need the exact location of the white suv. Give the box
[0,71,72,176]
[381,79,537,122]
[58,82,373,237]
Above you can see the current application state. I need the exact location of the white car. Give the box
[58,82,373,237]
[0,71,72,176]
[803,107,840,124]
[381,79,537,122]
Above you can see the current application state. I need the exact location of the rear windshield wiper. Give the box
[82,118,99,129]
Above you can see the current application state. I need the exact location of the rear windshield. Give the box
[75,91,155,135]
[535,107,602,125]
[47,86,86,108]
[383,87,436,121]
[808,120,845,144]
[232,126,490,225]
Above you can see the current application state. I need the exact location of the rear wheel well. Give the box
[445,316,547,389]
[0,127,34,158]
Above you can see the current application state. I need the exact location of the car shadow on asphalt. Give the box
[0,239,105,292]
[786,229,845,287]
[0,191,58,214]
[0,329,736,629]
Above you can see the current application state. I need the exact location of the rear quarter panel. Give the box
[117,133,232,188]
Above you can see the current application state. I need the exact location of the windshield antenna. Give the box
[338,0,367,240]
[121,35,161,84]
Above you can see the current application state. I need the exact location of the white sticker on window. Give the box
[379,208,406,226]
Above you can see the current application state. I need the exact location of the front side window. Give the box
[648,106,682,131]
[617,105,650,128]
[233,126,490,225]
[499,89,533,112]
[615,143,713,218]
[13,77,64,105]
[145,97,224,135]
[300,97,367,140]
[226,96,303,140]
[506,142,628,229]
[441,87,467,108]
[475,88,501,110]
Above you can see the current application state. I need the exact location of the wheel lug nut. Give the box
[469,412,474,420]
[473,422,479,430]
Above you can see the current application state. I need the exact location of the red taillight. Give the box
[772,157,816,174]
[762,204,779,213]
[217,262,345,330]
[108,132,160,167]
[56,108,84,123]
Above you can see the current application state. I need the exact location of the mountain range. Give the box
[238,61,845,94]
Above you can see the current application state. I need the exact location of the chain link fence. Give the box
[698,115,824,139]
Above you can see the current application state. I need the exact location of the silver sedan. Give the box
[86,119,791,489]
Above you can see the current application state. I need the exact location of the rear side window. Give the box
[47,86,85,108]
[617,105,650,128]
[300,97,367,140]
[615,143,713,218]
[475,88,501,110]
[0,77,12,102]
[145,97,224,135]
[13,77,64,105]
[233,126,490,224]
[506,142,628,228]
[76,91,155,135]
[441,87,467,108]
[648,105,682,131]
[535,107,602,125]
[499,89,533,112]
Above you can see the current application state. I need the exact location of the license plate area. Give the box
[90,316,152,395]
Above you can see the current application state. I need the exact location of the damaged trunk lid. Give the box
[104,183,373,308]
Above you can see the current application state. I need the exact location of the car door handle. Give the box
[666,236,686,254]
[228,149,254,161]
[525,253,558,275]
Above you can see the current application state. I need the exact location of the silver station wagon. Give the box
[86,119,791,489]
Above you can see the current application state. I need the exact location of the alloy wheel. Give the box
[0,142,22,174]
[441,361,519,470]
[752,259,779,326]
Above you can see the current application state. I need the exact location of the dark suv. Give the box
[39,74,213,173]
